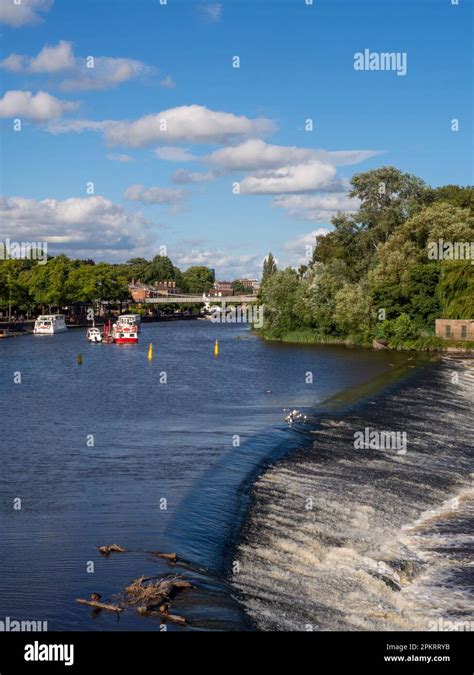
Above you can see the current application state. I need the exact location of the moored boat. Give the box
[86,327,103,343]
[33,314,68,334]
[112,320,138,344]
[118,314,141,332]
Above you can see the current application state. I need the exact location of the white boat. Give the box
[118,314,141,332]
[86,327,103,343]
[112,320,138,344]
[33,314,68,335]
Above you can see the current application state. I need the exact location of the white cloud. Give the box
[240,161,337,195]
[207,139,315,171]
[172,248,261,278]
[106,153,133,163]
[172,169,217,184]
[0,0,53,27]
[124,184,185,205]
[154,146,197,162]
[59,57,151,92]
[283,229,330,266]
[206,139,381,171]
[103,105,276,148]
[199,3,223,22]
[1,41,153,91]
[273,193,359,222]
[30,40,75,73]
[160,75,176,89]
[0,90,78,121]
[0,195,158,259]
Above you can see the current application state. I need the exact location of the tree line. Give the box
[0,254,215,316]
[258,167,474,350]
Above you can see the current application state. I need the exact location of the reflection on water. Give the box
[0,321,424,630]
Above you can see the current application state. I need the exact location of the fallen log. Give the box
[98,544,128,556]
[76,598,123,613]
[136,605,187,625]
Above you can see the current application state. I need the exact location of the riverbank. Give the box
[232,356,474,631]
[257,328,474,353]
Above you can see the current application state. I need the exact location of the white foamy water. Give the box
[233,358,474,631]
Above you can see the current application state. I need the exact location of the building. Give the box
[237,278,260,292]
[209,281,234,297]
[435,319,474,341]
[129,280,181,302]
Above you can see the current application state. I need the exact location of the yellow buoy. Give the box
[148,343,153,360]
[214,339,219,357]
[77,352,83,365]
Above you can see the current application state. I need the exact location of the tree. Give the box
[349,165,429,243]
[261,253,277,284]
[259,268,303,337]
[143,256,176,283]
[182,266,214,293]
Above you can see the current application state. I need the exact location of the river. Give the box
[0,321,470,631]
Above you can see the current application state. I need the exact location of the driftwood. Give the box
[136,605,187,625]
[98,544,128,556]
[123,575,192,625]
[98,545,177,562]
[76,598,123,613]
[150,551,178,563]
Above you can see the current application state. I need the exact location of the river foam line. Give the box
[232,358,474,631]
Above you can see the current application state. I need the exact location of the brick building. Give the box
[435,319,474,341]
[129,280,180,302]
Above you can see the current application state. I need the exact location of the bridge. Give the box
[143,294,257,304]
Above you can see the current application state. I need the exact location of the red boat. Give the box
[111,320,139,344]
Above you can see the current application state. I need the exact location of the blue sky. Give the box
[0,0,472,278]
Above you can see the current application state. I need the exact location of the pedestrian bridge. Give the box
[143,294,257,304]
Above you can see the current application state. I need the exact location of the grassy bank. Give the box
[256,328,474,352]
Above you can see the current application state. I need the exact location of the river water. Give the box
[0,321,471,631]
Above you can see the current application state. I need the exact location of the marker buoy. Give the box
[77,353,83,365]
[148,343,153,360]
[214,339,219,357]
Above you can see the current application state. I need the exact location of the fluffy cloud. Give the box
[124,184,185,205]
[0,0,52,27]
[0,90,78,121]
[0,195,158,259]
[206,139,381,171]
[272,194,359,223]
[0,41,152,91]
[273,193,359,221]
[59,57,150,92]
[240,161,338,195]
[172,169,217,184]
[172,248,261,278]
[154,146,197,162]
[283,228,330,266]
[103,105,275,148]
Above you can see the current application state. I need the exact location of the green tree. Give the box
[182,266,214,293]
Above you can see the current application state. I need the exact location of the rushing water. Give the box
[0,321,470,632]
[233,357,474,631]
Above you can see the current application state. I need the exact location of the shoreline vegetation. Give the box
[255,167,473,353]
[256,328,474,352]
[1,167,472,354]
